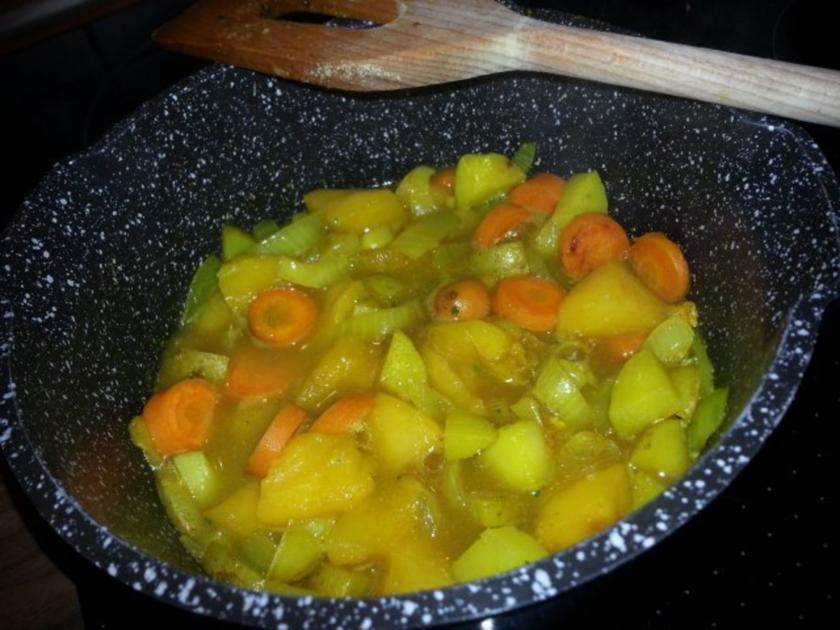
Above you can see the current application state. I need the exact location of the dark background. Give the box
[0,1,837,628]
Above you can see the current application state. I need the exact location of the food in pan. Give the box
[129,145,728,596]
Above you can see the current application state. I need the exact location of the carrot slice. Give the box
[143,378,218,455]
[492,274,566,332]
[430,166,455,193]
[246,404,308,478]
[629,232,691,302]
[310,392,376,434]
[509,173,566,214]
[225,344,298,400]
[558,212,630,280]
[591,331,649,375]
[472,202,532,248]
[248,288,318,346]
[434,279,491,321]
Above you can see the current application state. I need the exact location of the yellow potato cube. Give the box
[630,419,692,479]
[319,189,407,234]
[368,393,442,474]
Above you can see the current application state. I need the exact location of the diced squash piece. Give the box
[455,153,526,210]
[477,421,552,492]
[382,539,453,594]
[296,337,381,411]
[222,224,257,261]
[630,419,692,479]
[686,387,729,454]
[535,463,632,552]
[533,170,609,255]
[318,189,407,234]
[467,493,529,528]
[304,188,353,214]
[555,262,669,337]
[671,364,701,420]
[609,349,681,438]
[452,526,547,582]
[157,348,229,389]
[396,165,440,216]
[173,451,219,508]
[644,313,695,365]
[217,255,279,312]
[368,394,442,474]
[308,564,375,597]
[205,481,260,538]
[257,433,375,526]
[444,410,497,460]
[268,519,333,582]
[631,468,668,510]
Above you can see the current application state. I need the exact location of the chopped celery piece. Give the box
[532,356,594,427]
[478,421,552,492]
[239,532,277,574]
[469,241,529,282]
[308,564,374,597]
[455,153,526,210]
[368,393,442,474]
[395,165,439,216]
[342,300,425,341]
[671,364,701,420]
[589,377,615,431]
[510,142,537,175]
[252,213,324,256]
[157,348,229,389]
[361,225,395,250]
[217,255,278,312]
[363,274,407,306]
[268,519,330,582]
[157,461,214,541]
[318,189,407,234]
[203,538,262,588]
[275,251,349,288]
[221,225,256,261]
[533,171,608,255]
[444,410,497,460]
[510,396,543,423]
[129,415,163,468]
[609,349,681,438]
[173,451,219,508]
[645,313,695,365]
[692,333,716,397]
[630,419,692,479]
[252,218,280,241]
[431,242,472,274]
[205,481,261,538]
[556,263,669,337]
[686,387,729,453]
[389,211,461,260]
[452,526,547,582]
[326,231,361,257]
[468,493,528,528]
[182,255,221,324]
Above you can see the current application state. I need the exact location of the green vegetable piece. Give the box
[363,274,407,306]
[342,301,425,341]
[389,211,461,260]
[217,255,279,312]
[182,255,221,325]
[444,410,497,461]
[671,364,701,420]
[455,153,526,210]
[631,468,668,510]
[469,241,530,281]
[156,461,214,541]
[609,349,681,438]
[252,218,280,241]
[380,330,427,392]
[452,526,547,582]
[478,421,553,492]
[203,538,262,589]
[692,333,716,397]
[510,142,537,174]
[533,171,608,255]
[360,226,395,250]
[173,451,219,508]
[532,357,594,428]
[308,564,373,597]
[467,494,528,528]
[239,532,277,574]
[645,313,695,365]
[686,387,729,453]
[440,461,467,510]
[268,519,331,582]
[252,213,325,257]
[510,396,542,423]
[275,251,349,288]
[221,225,256,261]
[395,165,440,216]
[156,348,229,390]
[129,415,163,468]
[630,419,692,479]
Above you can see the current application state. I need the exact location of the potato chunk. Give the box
[368,393,442,474]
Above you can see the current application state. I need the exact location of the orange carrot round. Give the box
[246,404,308,478]
[310,392,375,434]
[558,212,630,281]
[430,166,455,193]
[472,202,532,248]
[248,288,318,346]
[143,378,218,455]
[591,331,648,375]
[509,173,566,214]
[434,279,491,321]
[492,274,566,332]
[225,344,298,400]
[629,232,691,302]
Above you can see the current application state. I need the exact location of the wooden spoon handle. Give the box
[155,0,840,127]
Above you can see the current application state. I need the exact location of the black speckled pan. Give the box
[1,9,839,628]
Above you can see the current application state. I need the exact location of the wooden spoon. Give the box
[154,0,840,127]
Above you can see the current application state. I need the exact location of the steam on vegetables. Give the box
[130,144,728,596]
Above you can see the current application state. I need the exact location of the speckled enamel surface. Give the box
[1,12,839,629]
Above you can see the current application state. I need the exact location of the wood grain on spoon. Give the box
[155,0,840,127]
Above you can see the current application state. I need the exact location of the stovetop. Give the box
[0,1,837,628]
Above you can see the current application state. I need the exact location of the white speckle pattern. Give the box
[0,7,838,628]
